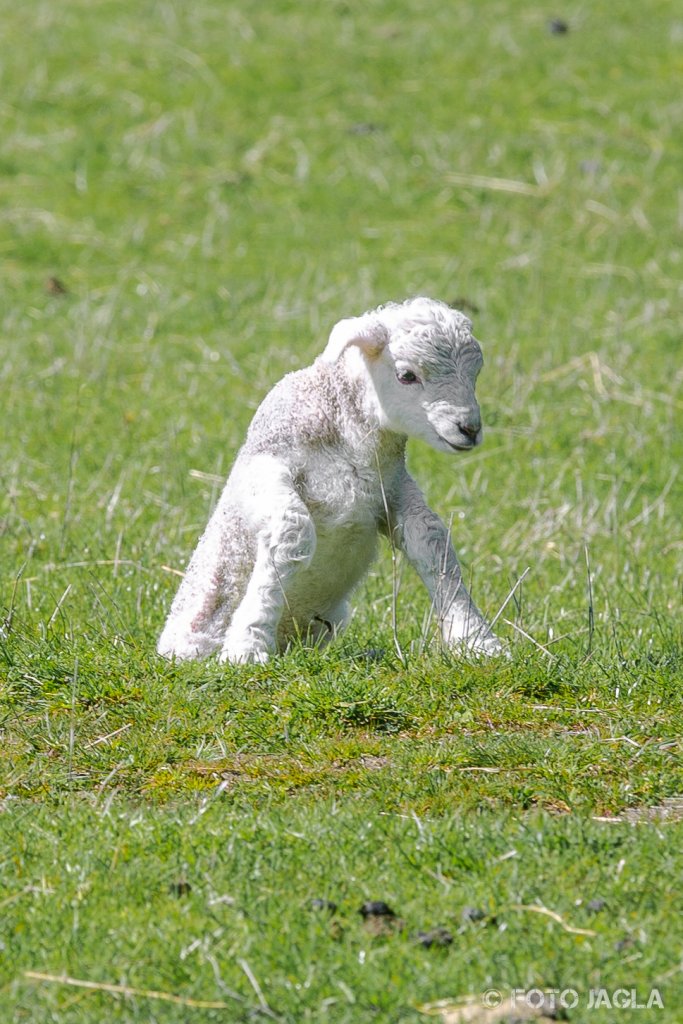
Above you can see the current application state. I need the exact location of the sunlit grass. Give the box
[1,0,682,1019]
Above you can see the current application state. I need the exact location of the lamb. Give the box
[157,296,503,664]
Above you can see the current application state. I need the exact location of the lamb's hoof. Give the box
[449,634,509,660]
[157,637,209,661]
[472,634,509,658]
[218,644,270,665]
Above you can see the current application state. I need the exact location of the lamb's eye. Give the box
[396,369,420,384]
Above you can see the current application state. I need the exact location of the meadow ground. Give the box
[1,0,682,1020]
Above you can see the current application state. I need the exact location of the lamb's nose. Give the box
[458,419,481,441]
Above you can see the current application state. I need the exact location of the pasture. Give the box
[1,0,682,1020]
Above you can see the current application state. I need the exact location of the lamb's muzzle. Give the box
[157,296,504,664]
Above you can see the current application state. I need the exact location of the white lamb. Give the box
[158,296,503,664]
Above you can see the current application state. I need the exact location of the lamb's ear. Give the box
[320,315,389,363]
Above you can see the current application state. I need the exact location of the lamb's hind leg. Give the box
[220,474,316,664]
[157,511,237,661]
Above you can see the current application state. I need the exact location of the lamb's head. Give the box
[321,297,485,453]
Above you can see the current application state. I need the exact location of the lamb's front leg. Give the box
[386,471,503,656]
[220,462,316,664]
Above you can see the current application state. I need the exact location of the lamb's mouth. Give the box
[438,434,475,452]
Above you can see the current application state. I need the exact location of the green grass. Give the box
[4,801,683,1022]
[1,0,682,1020]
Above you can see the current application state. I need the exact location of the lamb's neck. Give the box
[333,363,406,468]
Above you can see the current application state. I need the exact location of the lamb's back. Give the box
[238,362,403,529]
[242,362,360,459]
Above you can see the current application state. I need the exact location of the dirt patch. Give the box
[595,796,683,824]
